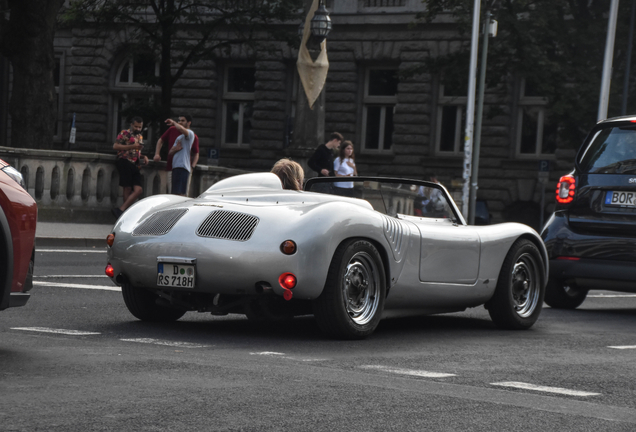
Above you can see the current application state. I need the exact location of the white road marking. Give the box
[250,351,327,362]
[35,275,109,278]
[11,327,101,336]
[120,338,207,348]
[608,345,636,349]
[588,294,636,298]
[491,381,600,397]
[33,281,120,291]
[360,365,456,378]
[36,249,106,253]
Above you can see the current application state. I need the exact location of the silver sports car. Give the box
[106,173,548,339]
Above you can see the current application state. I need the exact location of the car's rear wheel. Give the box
[487,239,545,330]
[121,282,186,322]
[313,239,386,339]
[544,279,588,309]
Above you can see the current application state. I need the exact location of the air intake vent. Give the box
[196,210,259,241]
[132,209,188,236]
[382,215,405,261]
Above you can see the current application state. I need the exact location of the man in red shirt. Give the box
[153,114,200,195]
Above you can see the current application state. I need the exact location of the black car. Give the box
[541,115,636,308]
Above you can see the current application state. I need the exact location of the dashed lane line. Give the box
[360,365,456,378]
[608,345,636,349]
[33,281,120,291]
[11,327,101,336]
[36,249,106,253]
[588,294,636,298]
[120,338,208,348]
[250,351,328,362]
[491,381,600,397]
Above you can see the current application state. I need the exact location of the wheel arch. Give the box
[0,203,14,310]
[332,236,392,295]
[517,233,549,281]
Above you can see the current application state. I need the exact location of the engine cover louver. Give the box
[132,209,189,236]
[196,210,259,241]
[382,215,406,262]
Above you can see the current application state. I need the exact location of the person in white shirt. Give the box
[333,140,358,197]
[165,116,195,196]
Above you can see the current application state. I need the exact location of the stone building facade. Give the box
[1,0,576,229]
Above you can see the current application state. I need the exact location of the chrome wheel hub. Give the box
[511,252,541,318]
[342,251,380,325]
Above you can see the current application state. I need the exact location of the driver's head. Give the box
[271,158,304,191]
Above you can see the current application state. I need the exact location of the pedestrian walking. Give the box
[333,140,357,197]
[307,132,343,194]
[112,116,149,218]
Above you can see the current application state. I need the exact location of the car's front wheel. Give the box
[313,239,386,339]
[544,279,588,309]
[487,239,545,330]
[121,282,186,322]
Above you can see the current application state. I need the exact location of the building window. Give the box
[111,54,159,142]
[222,66,255,146]
[364,0,406,7]
[53,52,65,142]
[436,84,466,155]
[516,78,556,157]
[362,68,398,152]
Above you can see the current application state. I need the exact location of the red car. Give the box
[0,158,37,311]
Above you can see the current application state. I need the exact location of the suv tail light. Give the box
[556,175,576,204]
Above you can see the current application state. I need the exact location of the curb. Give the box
[36,237,108,248]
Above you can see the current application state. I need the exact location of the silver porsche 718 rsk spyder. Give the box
[106,173,548,339]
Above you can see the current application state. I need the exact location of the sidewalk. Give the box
[36,221,114,248]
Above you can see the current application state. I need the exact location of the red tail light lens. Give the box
[105,264,115,278]
[279,272,297,290]
[556,175,576,204]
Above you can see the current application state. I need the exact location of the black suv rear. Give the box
[541,116,636,308]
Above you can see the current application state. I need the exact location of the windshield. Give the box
[579,127,636,174]
[305,178,459,222]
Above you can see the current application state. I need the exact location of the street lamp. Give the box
[291,0,332,152]
[310,0,332,44]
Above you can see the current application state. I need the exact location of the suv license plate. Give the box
[605,191,636,207]
[157,263,195,288]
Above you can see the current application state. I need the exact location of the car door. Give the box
[417,221,481,284]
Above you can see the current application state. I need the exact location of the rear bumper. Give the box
[8,292,30,308]
[543,211,636,291]
[542,211,636,261]
[549,258,636,291]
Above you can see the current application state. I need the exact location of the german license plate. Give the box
[605,191,636,207]
[157,263,195,288]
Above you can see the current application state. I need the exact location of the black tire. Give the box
[487,239,545,330]
[121,282,186,322]
[544,279,588,309]
[313,239,386,339]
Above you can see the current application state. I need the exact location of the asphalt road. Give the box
[1,246,636,431]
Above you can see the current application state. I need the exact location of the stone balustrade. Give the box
[0,146,248,223]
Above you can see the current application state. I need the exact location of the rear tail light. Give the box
[556,175,576,204]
